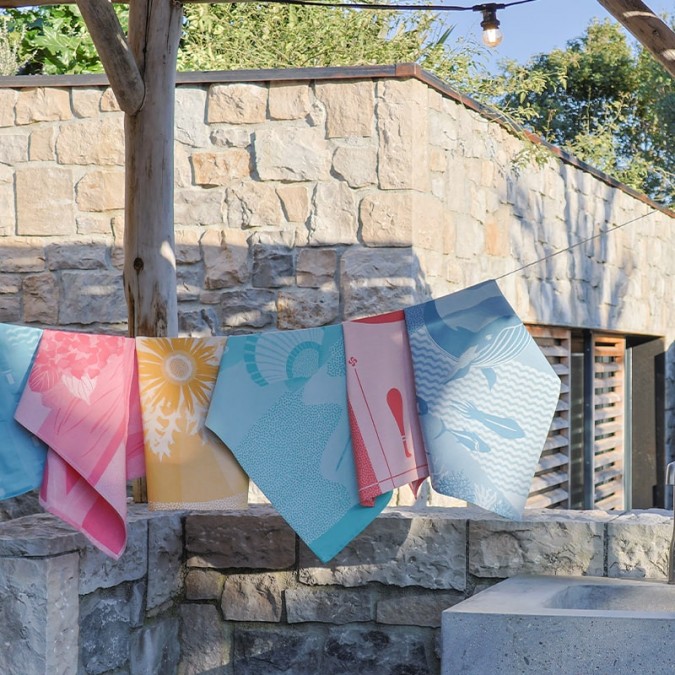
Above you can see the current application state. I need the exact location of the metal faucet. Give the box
[667,462,675,584]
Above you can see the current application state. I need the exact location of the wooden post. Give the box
[124,0,182,340]
[78,0,183,501]
[124,0,183,501]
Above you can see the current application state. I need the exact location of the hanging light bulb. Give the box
[480,5,503,48]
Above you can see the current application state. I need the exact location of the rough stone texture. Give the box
[299,510,467,590]
[79,582,143,674]
[296,247,337,288]
[175,87,209,147]
[323,625,435,674]
[252,244,294,288]
[308,182,357,245]
[0,240,45,273]
[129,617,180,675]
[332,144,377,188]
[227,180,283,229]
[179,604,232,675]
[76,169,125,211]
[186,508,297,569]
[277,184,310,223]
[286,587,373,624]
[265,82,310,120]
[0,132,28,164]
[0,491,42,523]
[175,187,225,226]
[222,572,292,622]
[340,247,415,319]
[185,569,225,600]
[46,239,108,270]
[58,270,126,325]
[0,512,84,556]
[146,514,184,612]
[359,191,414,246]
[71,88,102,118]
[22,271,59,323]
[15,87,71,125]
[56,117,124,165]
[0,553,79,675]
[192,148,251,186]
[100,87,120,112]
[202,227,250,289]
[255,127,332,181]
[210,126,251,149]
[376,588,464,627]
[468,515,606,578]
[377,78,429,191]
[233,625,324,674]
[79,518,148,595]
[16,166,74,235]
[316,80,374,137]
[219,289,277,329]
[607,510,671,580]
[207,83,268,124]
[0,89,17,127]
[277,288,339,329]
[29,125,57,161]
[0,166,15,236]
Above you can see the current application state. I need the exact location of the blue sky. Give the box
[444,0,674,66]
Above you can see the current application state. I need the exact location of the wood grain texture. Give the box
[76,0,144,114]
[123,0,182,339]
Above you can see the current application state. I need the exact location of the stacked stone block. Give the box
[0,505,672,673]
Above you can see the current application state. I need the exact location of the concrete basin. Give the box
[442,575,675,674]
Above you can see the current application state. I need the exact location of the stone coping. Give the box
[1,503,669,559]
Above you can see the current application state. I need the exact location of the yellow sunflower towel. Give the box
[136,337,248,510]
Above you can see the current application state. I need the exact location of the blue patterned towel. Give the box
[404,280,560,518]
[0,324,47,499]
[206,325,390,562]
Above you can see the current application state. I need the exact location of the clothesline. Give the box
[0,281,560,562]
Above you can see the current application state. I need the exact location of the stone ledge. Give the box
[0,512,86,557]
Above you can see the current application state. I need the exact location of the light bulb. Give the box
[482,26,503,48]
[480,6,503,49]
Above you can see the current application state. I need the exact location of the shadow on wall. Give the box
[0,238,433,336]
[504,163,637,331]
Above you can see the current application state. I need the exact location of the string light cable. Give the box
[495,210,658,281]
[238,0,539,48]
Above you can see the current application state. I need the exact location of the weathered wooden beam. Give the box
[597,0,675,78]
[75,0,144,115]
[123,0,182,340]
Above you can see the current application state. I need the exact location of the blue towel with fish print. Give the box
[0,323,47,500]
[206,325,390,562]
[404,280,560,518]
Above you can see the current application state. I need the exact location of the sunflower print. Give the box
[136,337,248,510]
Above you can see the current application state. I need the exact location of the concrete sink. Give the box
[442,575,675,674]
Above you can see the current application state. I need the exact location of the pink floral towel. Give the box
[15,330,144,558]
[343,310,429,507]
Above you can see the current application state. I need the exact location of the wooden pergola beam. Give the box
[597,0,675,78]
[75,0,144,114]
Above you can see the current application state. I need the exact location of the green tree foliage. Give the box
[495,19,674,206]
[1,5,127,75]
[176,2,483,89]
[0,6,671,205]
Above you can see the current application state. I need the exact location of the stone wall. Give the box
[1,504,672,674]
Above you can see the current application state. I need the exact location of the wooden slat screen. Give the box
[592,335,625,510]
[526,326,571,509]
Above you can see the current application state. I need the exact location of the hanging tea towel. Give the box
[136,337,248,510]
[343,310,429,507]
[0,324,47,500]
[15,331,143,558]
[404,280,560,518]
[206,325,390,563]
